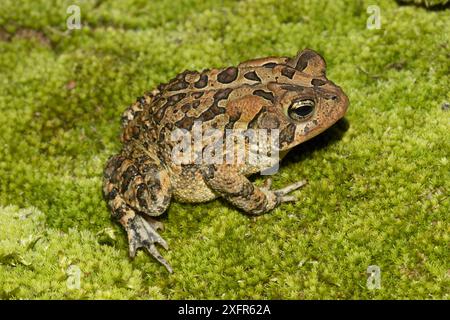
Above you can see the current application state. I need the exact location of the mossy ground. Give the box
[0,0,449,299]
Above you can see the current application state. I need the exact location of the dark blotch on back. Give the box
[295,51,316,71]
[194,74,208,89]
[180,100,200,112]
[311,78,326,86]
[167,80,189,91]
[192,91,204,99]
[253,90,275,103]
[155,93,187,121]
[181,103,191,113]
[197,88,231,122]
[217,67,238,84]
[244,71,262,82]
[175,88,232,130]
[177,70,196,80]
[174,117,195,131]
[167,92,187,104]
[213,87,233,102]
[281,67,296,79]
[263,62,277,68]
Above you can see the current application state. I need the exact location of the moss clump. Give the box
[0,206,167,299]
[0,0,449,299]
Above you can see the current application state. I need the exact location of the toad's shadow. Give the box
[279,117,350,168]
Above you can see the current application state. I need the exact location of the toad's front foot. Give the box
[125,214,173,273]
[262,178,307,203]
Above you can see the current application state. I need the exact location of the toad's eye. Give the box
[288,99,315,121]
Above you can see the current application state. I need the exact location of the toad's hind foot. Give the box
[103,152,173,272]
[125,214,173,273]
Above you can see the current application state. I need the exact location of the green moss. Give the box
[0,0,449,299]
[0,206,166,299]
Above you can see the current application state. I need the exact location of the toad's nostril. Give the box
[331,95,338,101]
